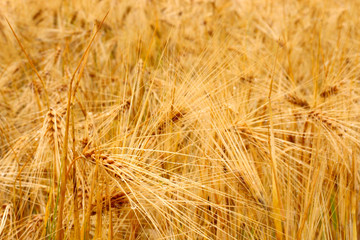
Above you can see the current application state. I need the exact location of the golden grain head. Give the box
[0,1,359,239]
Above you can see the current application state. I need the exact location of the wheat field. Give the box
[0,0,359,239]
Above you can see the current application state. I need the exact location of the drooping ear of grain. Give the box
[0,1,359,239]
[285,93,310,109]
[320,84,340,99]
